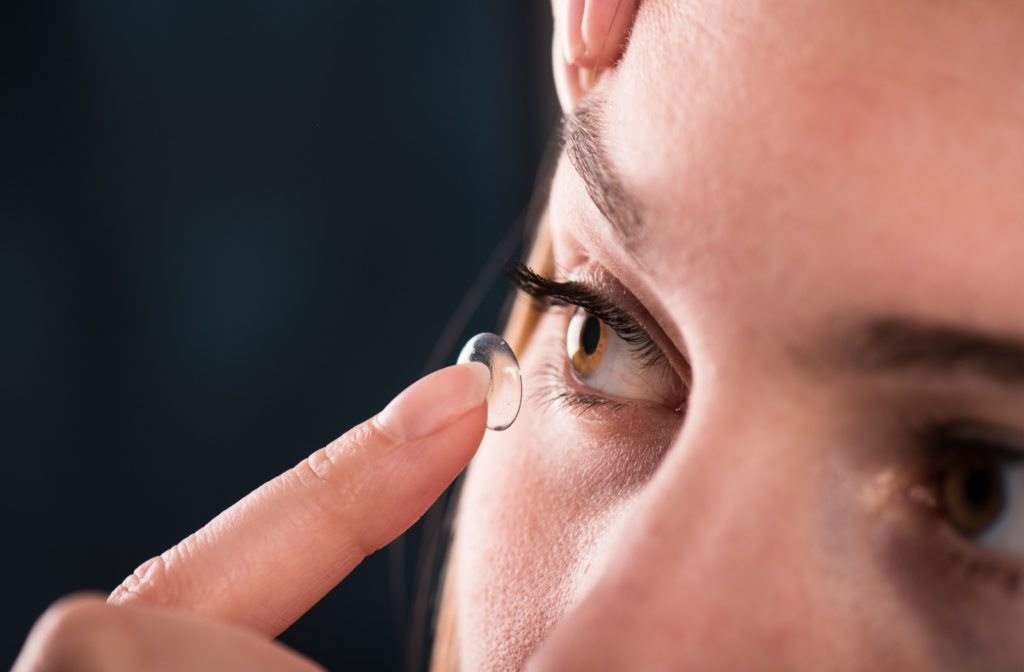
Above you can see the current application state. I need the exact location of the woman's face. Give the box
[452,1,1024,669]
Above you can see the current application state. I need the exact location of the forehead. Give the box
[590,0,1024,338]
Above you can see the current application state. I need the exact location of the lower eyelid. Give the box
[527,341,675,471]
[931,515,1024,602]
[532,330,682,420]
[530,345,634,417]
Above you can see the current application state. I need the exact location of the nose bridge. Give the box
[529,394,886,670]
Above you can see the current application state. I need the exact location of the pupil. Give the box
[581,316,601,355]
[962,467,995,511]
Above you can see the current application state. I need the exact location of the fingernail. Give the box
[563,33,586,64]
[561,0,587,65]
[376,362,491,441]
[578,66,596,93]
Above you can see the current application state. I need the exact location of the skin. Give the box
[16,1,1024,670]
[453,0,1024,670]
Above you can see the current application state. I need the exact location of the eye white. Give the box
[564,308,680,407]
[975,465,1024,554]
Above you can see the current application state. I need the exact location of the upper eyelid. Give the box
[507,263,667,367]
[508,264,644,332]
[506,263,637,323]
[507,263,616,310]
[925,424,1024,462]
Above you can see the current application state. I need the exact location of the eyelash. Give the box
[530,346,633,416]
[507,263,665,368]
[507,263,671,415]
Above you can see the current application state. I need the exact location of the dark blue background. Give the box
[0,2,556,668]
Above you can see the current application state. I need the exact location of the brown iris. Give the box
[942,454,1006,538]
[567,309,607,378]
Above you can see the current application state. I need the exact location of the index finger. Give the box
[579,0,638,68]
[108,362,490,637]
[555,0,638,69]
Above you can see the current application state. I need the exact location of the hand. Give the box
[552,0,640,111]
[14,362,491,671]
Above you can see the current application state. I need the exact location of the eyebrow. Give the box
[839,318,1024,384]
[562,99,645,248]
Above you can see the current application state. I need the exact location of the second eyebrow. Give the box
[835,317,1024,385]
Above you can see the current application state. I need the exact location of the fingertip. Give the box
[558,0,587,64]
[554,36,585,112]
[580,0,637,67]
[553,0,637,111]
[376,362,490,441]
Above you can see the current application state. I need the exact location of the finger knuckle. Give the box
[108,551,181,610]
[290,421,392,556]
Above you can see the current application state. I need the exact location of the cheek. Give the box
[451,424,580,670]
[451,332,671,668]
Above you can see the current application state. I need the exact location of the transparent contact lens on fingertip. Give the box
[457,332,522,431]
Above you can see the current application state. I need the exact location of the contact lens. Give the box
[457,332,522,431]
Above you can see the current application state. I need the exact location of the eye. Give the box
[941,453,1006,538]
[565,307,683,408]
[934,434,1024,554]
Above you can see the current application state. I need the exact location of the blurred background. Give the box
[0,1,557,668]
